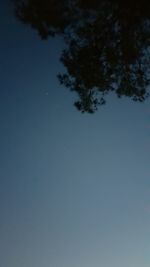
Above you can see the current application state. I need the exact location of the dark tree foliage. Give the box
[13,0,150,113]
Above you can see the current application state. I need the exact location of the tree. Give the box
[12,0,150,113]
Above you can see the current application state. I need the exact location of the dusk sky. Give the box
[0,1,150,267]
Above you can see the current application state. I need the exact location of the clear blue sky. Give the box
[0,1,150,267]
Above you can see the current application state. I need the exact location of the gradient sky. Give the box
[1,1,150,267]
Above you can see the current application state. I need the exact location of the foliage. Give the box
[13,0,150,112]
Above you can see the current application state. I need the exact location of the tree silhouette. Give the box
[13,0,150,112]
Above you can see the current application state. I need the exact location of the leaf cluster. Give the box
[13,0,150,112]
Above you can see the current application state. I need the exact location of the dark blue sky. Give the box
[0,1,150,267]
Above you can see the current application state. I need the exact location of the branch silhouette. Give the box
[13,0,150,112]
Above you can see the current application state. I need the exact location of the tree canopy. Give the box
[12,0,150,113]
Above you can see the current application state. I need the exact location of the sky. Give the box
[0,1,150,267]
